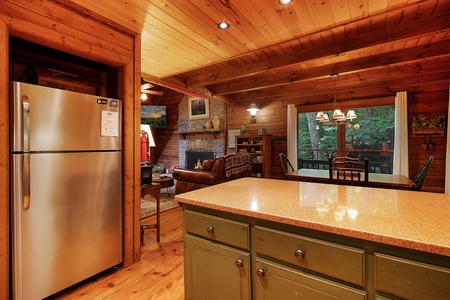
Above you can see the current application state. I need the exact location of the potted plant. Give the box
[412,115,446,135]
[152,167,163,179]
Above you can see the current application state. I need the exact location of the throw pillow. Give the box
[202,159,215,171]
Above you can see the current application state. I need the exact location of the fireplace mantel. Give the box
[175,128,222,139]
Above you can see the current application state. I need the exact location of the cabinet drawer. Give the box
[375,253,450,300]
[184,210,250,250]
[254,257,366,300]
[253,226,365,286]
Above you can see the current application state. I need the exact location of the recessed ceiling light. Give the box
[218,21,230,30]
[279,0,293,5]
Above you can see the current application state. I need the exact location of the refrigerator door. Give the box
[11,81,121,152]
[11,151,122,300]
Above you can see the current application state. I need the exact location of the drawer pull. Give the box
[206,226,214,234]
[294,249,305,260]
[235,259,244,268]
[256,268,266,278]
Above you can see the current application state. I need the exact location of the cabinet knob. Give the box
[256,268,266,278]
[235,259,244,268]
[206,226,214,234]
[294,249,305,260]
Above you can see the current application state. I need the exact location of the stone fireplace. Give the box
[177,96,226,168]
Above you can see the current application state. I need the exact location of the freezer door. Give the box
[11,152,122,300]
[11,81,122,152]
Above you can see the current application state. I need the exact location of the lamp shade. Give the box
[140,124,155,147]
[247,103,260,116]
[346,110,357,119]
[315,111,325,121]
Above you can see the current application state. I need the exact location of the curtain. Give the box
[393,91,409,176]
[445,86,450,193]
[287,104,298,170]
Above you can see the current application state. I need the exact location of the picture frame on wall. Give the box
[188,97,209,120]
[228,129,241,148]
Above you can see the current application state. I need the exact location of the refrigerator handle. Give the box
[22,154,31,211]
[22,95,30,152]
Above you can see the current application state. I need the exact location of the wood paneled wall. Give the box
[219,88,450,187]
[225,100,288,180]
[151,89,184,171]
[0,1,141,297]
[408,90,448,193]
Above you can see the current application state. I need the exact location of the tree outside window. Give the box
[298,105,395,173]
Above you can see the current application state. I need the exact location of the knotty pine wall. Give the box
[408,90,448,193]
[0,1,142,296]
[151,89,184,171]
[225,100,288,180]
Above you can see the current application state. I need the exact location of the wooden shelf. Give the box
[236,134,272,178]
[175,128,222,139]
[412,128,445,137]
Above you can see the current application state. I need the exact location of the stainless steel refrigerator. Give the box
[10,81,123,299]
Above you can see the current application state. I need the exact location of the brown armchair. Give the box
[173,154,252,194]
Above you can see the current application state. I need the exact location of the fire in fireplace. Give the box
[185,151,215,170]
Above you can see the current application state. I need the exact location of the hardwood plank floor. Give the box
[56,206,184,299]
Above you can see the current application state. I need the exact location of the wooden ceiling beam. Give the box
[142,75,230,103]
[186,11,450,87]
[211,39,450,95]
[230,66,450,103]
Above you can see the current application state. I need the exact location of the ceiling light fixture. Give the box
[141,93,147,101]
[218,21,230,30]
[316,74,357,127]
[279,0,293,5]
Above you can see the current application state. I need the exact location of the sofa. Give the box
[173,154,253,194]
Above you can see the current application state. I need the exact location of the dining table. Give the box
[286,168,416,190]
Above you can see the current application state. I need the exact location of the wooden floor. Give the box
[57,206,185,299]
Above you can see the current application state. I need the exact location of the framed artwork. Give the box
[228,129,241,148]
[188,97,209,120]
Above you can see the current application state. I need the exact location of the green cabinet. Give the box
[184,210,251,300]
[375,253,450,299]
[185,235,251,300]
[253,257,366,300]
[183,207,450,299]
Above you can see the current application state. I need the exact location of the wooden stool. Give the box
[140,184,161,242]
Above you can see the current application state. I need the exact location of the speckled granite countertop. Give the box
[175,177,450,257]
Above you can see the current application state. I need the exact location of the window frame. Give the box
[296,97,395,173]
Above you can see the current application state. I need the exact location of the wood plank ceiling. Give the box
[69,0,450,107]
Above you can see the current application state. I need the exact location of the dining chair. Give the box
[328,155,369,186]
[279,153,294,179]
[411,156,434,191]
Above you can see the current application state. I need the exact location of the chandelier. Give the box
[316,74,357,126]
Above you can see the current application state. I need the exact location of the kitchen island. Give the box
[176,177,450,300]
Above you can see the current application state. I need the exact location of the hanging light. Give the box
[346,110,357,119]
[316,74,357,126]
[141,93,147,101]
[315,111,325,121]
[247,103,260,123]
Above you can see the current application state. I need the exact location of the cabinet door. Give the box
[253,258,366,300]
[185,235,251,300]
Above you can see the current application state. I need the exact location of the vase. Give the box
[206,121,213,129]
[213,118,220,129]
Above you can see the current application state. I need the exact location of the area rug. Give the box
[141,189,180,219]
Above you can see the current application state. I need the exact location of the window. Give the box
[298,105,395,173]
